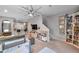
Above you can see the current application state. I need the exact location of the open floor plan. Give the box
[0,5,79,53]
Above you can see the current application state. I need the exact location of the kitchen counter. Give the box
[0,35,31,53]
[0,35,25,51]
[0,35,25,41]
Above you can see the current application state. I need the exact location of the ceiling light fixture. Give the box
[4,9,8,13]
[21,5,42,17]
[29,14,33,17]
[49,5,52,7]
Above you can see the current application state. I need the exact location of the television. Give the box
[31,24,37,30]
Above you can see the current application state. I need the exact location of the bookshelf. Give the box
[66,15,72,43]
[72,15,79,46]
[66,14,79,46]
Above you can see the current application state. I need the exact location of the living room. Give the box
[0,5,79,53]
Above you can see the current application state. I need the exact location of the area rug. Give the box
[39,47,56,53]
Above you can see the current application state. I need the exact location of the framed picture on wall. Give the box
[2,20,11,32]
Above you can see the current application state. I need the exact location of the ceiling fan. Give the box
[20,5,42,17]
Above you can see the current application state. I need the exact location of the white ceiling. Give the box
[0,5,79,20]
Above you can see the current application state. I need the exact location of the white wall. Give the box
[43,14,66,41]
[22,15,43,27]
[46,15,66,41]
[27,15,42,26]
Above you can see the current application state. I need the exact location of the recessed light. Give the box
[49,5,52,7]
[3,21,10,23]
[29,14,33,16]
[4,9,8,13]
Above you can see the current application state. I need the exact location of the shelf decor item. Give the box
[72,15,79,46]
[59,16,65,34]
[65,14,72,43]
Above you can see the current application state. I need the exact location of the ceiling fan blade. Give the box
[18,12,29,16]
[21,6,30,11]
[19,8,29,13]
[36,11,42,15]
[21,6,32,14]
[23,13,30,16]
[36,7,42,11]
[33,7,42,13]
[30,5,34,11]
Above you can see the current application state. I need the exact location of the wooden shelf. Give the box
[66,14,79,47]
[65,41,79,49]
